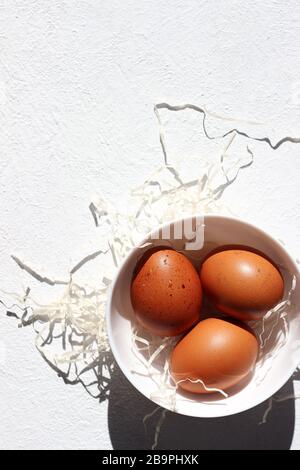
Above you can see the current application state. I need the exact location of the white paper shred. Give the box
[1,102,300,447]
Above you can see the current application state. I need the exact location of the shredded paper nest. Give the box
[1,103,300,435]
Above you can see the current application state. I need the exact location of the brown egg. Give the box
[200,249,284,321]
[131,249,202,336]
[170,318,259,394]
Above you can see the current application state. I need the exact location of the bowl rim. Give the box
[106,213,300,418]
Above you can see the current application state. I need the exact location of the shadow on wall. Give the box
[108,364,296,450]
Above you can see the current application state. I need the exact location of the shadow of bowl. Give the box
[108,364,296,450]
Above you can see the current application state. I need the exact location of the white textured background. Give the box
[0,0,300,450]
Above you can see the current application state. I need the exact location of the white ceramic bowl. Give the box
[106,215,300,418]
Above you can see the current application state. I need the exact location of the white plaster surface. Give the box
[0,0,300,450]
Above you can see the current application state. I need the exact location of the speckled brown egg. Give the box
[170,318,259,394]
[131,249,202,336]
[200,249,284,321]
